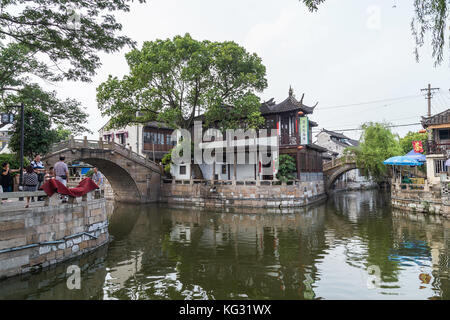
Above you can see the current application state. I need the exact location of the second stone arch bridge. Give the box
[322,156,359,193]
[43,137,163,203]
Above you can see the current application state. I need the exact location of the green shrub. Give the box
[276,154,297,182]
[161,151,172,174]
[0,154,30,175]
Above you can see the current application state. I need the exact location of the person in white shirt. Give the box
[92,167,104,188]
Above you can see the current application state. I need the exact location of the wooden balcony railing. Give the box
[279,133,299,146]
[425,140,450,155]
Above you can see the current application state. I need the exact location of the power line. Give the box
[315,94,423,111]
[421,83,440,117]
[316,112,424,130]
[312,122,422,133]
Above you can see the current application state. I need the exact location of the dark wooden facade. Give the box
[422,109,450,155]
[260,89,326,179]
[142,122,175,160]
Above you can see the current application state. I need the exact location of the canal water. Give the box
[0,190,448,300]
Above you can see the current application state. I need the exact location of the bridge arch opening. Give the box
[43,155,144,203]
[76,158,142,203]
[325,164,358,193]
[327,168,360,191]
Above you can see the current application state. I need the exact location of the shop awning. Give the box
[383,156,423,166]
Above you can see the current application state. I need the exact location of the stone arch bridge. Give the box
[43,137,162,203]
[323,156,359,193]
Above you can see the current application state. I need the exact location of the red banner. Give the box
[412,141,424,153]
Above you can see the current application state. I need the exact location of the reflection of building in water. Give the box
[102,203,329,299]
[330,190,381,223]
[392,210,449,275]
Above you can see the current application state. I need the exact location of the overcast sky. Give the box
[53,0,450,141]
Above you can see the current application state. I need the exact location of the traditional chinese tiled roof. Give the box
[309,120,318,127]
[421,109,450,128]
[320,129,359,147]
[260,88,317,115]
[307,143,328,153]
[145,121,173,130]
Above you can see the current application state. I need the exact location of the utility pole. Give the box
[421,83,440,117]
[19,103,24,189]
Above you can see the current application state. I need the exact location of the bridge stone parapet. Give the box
[0,194,109,279]
[43,137,163,203]
[323,156,358,193]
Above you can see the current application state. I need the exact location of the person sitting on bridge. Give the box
[54,155,69,203]
[92,167,104,189]
[23,165,38,208]
[44,167,55,181]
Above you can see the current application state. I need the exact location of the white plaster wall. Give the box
[426,155,446,185]
[171,163,191,180]
[199,163,257,180]
[99,123,144,156]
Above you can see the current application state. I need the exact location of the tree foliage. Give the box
[0,0,145,83]
[0,153,30,170]
[399,131,428,154]
[0,0,145,133]
[276,154,297,182]
[300,0,450,66]
[97,33,268,131]
[346,122,401,183]
[8,108,71,159]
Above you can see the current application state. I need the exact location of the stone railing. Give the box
[323,156,356,171]
[49,136,161,171]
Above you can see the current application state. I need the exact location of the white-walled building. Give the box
[170,88,326,182]
[98,121,175,161]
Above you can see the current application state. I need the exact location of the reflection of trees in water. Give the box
[325,191,449,299]
[391,210,450,299]
[104,204,330,299]
[325,191,402,286]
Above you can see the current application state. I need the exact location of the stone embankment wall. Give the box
[391,188,450,218]
[161,180,327,208]
[0,195,109,279]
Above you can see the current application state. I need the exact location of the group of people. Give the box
[1,154,104,208]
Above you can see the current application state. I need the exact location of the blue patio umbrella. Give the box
[383,156,423,166]
[405,149,426,162]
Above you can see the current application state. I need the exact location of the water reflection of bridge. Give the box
[104,203,329,300]
[103,195,449,299]
[4,191,448,300]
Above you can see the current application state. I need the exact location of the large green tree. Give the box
[346,122,402,182]
[97,33,268,130]
[301,0,450,66]
[8,108,72,158]
[399,131,428,154]
[0,0,146,133]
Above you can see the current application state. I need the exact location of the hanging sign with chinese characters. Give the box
[299,116,309,145]
[412,140,424,153]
